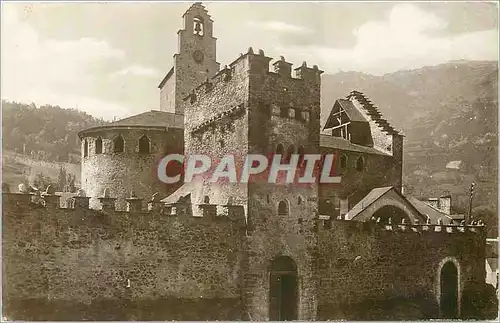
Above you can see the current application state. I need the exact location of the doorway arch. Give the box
[438,258,460,318]
[269,256,298,321]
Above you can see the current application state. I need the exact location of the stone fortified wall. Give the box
[316,218,488,320]
[2,191,246,321]
[1,190,492,321]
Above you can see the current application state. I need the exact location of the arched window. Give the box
[95,137,102,154]
[278,200,289,216]
[83,139,88,157]
[138,135,150,154]
[340,154,347,169]
[276,143,284,155]
[193,16,204,36]
[113,135,124,153]
[356,156,364,172]
[203,196,210,204]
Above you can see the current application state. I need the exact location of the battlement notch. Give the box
[273,56,293,77]
[294,61,324,83]
[319,217,487,236]
[74,189,91,209]
[98,188,117,212]
[126,191,143,213]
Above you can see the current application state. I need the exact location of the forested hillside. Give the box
[2,101,108,163]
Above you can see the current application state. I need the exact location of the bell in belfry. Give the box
[194,20,202,35]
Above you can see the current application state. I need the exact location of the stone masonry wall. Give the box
[316,219,487,320]
[245,53,323,320]
[174,6,220,115]
[319,147,400,214]
[160,70,176,113]
[81,128,183,211]
[2,193,245,321]
[182,52,250,214]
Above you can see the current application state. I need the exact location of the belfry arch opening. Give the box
[269,256,298,321]
[372,205,411,225]
[193,16,204,36]
[440,261,459,318]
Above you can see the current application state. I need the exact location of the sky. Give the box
[1,1,498,120]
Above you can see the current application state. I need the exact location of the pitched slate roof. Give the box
[323,99,368,130]
[347,187,425,223]
[406,197,454,224]
[158,66,174,89]
[109,110,183,128]
[347,187,393,220]
[79,110,184,138]
[320,134,390,156]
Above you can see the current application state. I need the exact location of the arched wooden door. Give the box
[440,261,459,318]
[269,256,298,321]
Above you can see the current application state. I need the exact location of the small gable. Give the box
[346,187,426,224]
[323,99,372,146]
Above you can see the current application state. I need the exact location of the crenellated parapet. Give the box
[316,216,487,236]
[2,188,246,228]
[184,48,323,105]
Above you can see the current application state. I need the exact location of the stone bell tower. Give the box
[159,2,220,114]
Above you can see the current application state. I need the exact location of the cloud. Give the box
[1,5,131,120]
[246,20,313,34]
[275,4,498,75]
[110,65,160,78]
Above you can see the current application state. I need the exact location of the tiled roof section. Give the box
[347,90,400,135]
[323,99,368,130]
[407,197,453,225]
[158,66,174,89]
[320,134,390,156]
[109,110,184,128]
[161,181,203,204]
[79,111,184,137]
[337,99,368,122]
[347,187,393,220]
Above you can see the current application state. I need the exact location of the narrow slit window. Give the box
[83,139,88,157]
[95,137,103,154]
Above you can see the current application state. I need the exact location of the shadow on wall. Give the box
[461,281,499,320]
[318,295,437,321]
[2,297,243,321]
[317,284,499,321]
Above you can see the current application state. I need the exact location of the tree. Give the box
[32,172,54,191]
